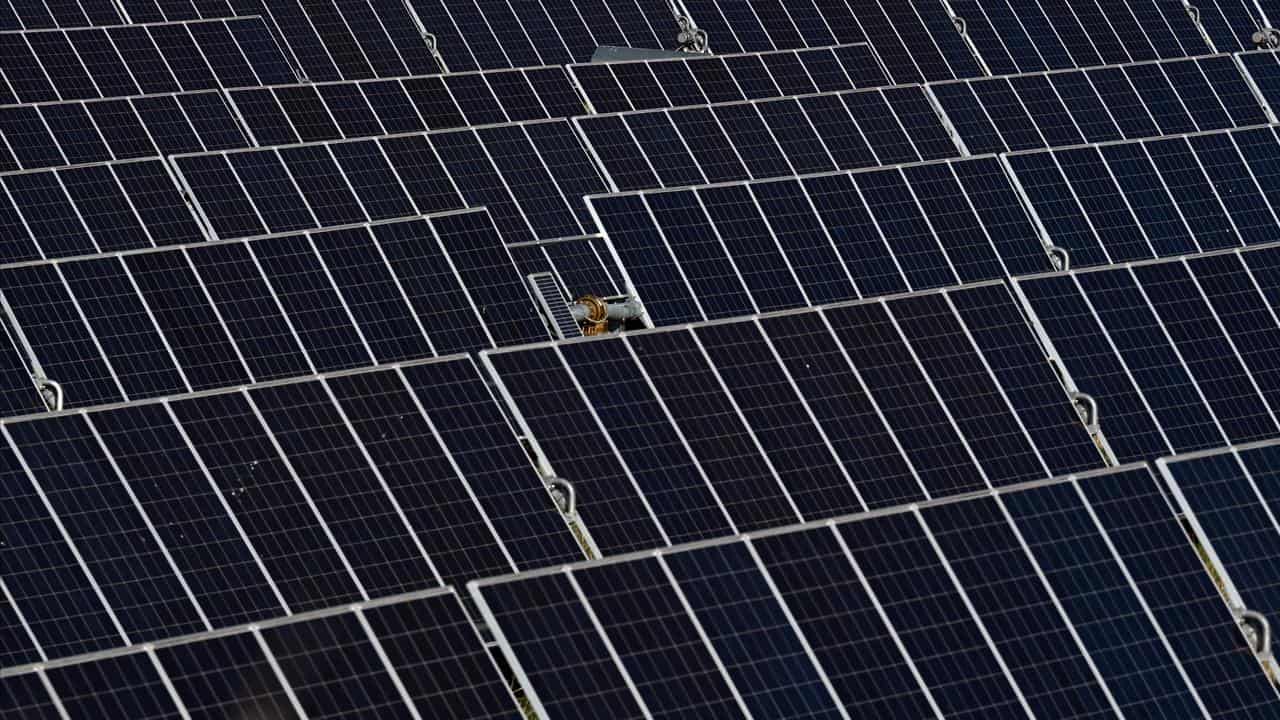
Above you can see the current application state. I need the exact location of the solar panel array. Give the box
[473,465,1280,719]
[5,0,1280,716]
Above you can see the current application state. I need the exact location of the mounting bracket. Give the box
[1071,392,1099,435]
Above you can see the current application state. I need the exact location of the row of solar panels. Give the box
[0,280,1107,664]
[2,587,522,720]
[0,17,297,104]
[3,45,1279,258]
[0,350,584,667]
[0,0,1255,89]
[14,42,1279,178]
[0,212,557,413]
[6,452,1278,719]
[472,462,1280,720]
[2,0,439,81]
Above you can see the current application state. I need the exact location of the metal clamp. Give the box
[1254,29,1280,49]
[36,377,63,412]
[952,15,967,35]
[546,477,576,516]
[1071,392,1099,434]
[1048,245,1071,271]
[1239,609,1273,660]
[1184,2,1200,24]
[676,15,708,53]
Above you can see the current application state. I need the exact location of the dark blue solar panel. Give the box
[556,337,736,542]
[758,310,923,509]
[645,189,754,320]
[251,233,372,372]
[663,542,844,719]
[185,241,314,381]
[1080,468,1280,719]
[250,380,436,598]
[309,225,433,363]
[1015,274,1171,463]
[48,652,182,718]
[1189,252,1280,413]
[90,403,282,628]
[7,414,206,641]
[481,347,668,554]
[261,612,414,719]
[124,250,249,390]
[429,209,547,346]
[1001,481,1204,716]
[0,437,122,659]
[839,512,1025,720]
[170,390,363,612]
[1163,449,1280,630]
[59,257,187,398]
[890,293,1047,486]
[1097,142,1198,257]
[400,359,582,569]
[948,283,1101,475]
[478,571,647,719]
[748,179,858,304]
[923,497,1116,718]
[698,184,808,312]
[1133,260,1278,444]
[694,319,864,519]
[853,169,958,289]
[326,370,517,585]
[573,557,744,719]
[751,526,936,716]
[158,630,300,720]
[1076,267,1230,452]
[823,301,986,497]
[0,264,123,407]
[800,173,907,297]
[627,330,799,530]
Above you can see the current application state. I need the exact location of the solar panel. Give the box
[507,235,627,301]
[0,90,250,172]
[0,18,296,104]
[577,86,960,192]
[0,212,551,411]
[569,43,890,112]
[472,465,1279,719]
[948,0,1210,74]
[1,587,523,718]
[227,66,586,146]
[1192,0,1270,52]
[481,282,1102,554]
[1159,440,1280,664]
[588,157,1051,324]
[1014,244,1280,464]
[930,55,1271,154]
[1003,126,1280,267]
[1,0,124,30]
[407,0,680,72]
[678,0,980,83]
[175,120,609,244]
[116,0,440,81]
[0,354,582,661]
